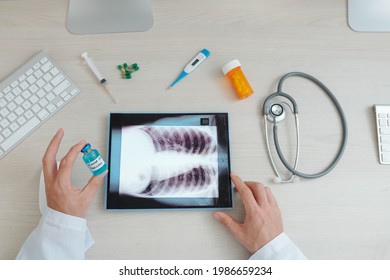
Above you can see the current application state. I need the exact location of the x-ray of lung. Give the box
[106,113,232,210]
[119,125,219,198]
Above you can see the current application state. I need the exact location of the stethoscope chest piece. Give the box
[267,103,286,123]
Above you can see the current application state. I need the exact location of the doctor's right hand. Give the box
[42,128,107,218]
[213,173,284,254]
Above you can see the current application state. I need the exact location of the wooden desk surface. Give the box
[1,0,390,259]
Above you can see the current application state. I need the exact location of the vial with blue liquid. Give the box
[81,143,108,176]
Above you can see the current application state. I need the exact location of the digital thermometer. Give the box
[168,48,211,89]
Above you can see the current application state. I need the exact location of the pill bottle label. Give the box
[222,60,254,99]
[87,156,106,172]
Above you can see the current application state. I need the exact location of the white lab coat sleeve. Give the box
[249,232,307,260]
[16,208,94,260]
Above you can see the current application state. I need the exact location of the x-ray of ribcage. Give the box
[119,125,219,198]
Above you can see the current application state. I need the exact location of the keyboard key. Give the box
[15,107,24,116]
[12,87,22,95]
[30,95,39,104]
[43,83,53,92]
[29,84,38,93]
[0,119,10,128]
[0,99,7,108]
[7,112,17,122]
[22,100,32,110]
[0,108,9,117]
[20,81,29,90]
[11,80,18,88]
[381,136,390,144]
[41,62,53,73]
[51,74,65,86]
[53,80,70,95]
[382,153,390,163]
[39,98,48,107]
[46,103,56,113]
[2,128,12,139]
[27,75,36,84]
[0,117,40,151]
[14,96,24,105]
[32,104,41,113]
[10,123,19,132]
[37,109,49,120]
[3,87,11,94]
[380,127,390,135]
[18,74,27,82]
[5,93,15,102]
[36,78,45,88]
[40,57,48,64]
[17,116,27,125]
[7,102,17,111]
[26,68,33,76]
[50,67,59,76]
[33,62,41,70]
[34,69,43,78]
[46,92,55,101]
[24,110,33,119]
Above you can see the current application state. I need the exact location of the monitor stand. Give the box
[348,0,390,32]
[67,0,153,34]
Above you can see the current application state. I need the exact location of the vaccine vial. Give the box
[222,60,254,99]
[81,143,108,176]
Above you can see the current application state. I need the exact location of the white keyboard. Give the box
[374,105,390,164]
[0,50,79,159]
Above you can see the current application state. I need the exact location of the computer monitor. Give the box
[67,0,153,35]
[348,0,390,32]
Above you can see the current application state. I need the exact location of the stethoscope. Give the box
[263,72,348,183]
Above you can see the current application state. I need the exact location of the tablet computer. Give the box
[106,113,232,210]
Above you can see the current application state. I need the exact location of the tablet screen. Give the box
[106,113,232,210]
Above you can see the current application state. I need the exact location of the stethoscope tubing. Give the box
[264,113,300,183]
[264,72,348,181]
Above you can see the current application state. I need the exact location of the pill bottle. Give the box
[222,60,254,99]
[81,143,108,176]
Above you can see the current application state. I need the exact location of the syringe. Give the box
[81,52,116,103]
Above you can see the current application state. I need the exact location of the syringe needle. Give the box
[103,84,117,103]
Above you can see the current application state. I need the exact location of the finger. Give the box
[230,173,258,213]
[58,140,86,185]
[42,129,64,184]
[244,181,268,205]
[213,212,242,240]
[264,186,279,207]
[81,170,108,202]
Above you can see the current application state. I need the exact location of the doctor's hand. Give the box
[42,129,107,218]
[213,173,283,253]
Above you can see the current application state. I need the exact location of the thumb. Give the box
[82,170,108,199]
[213,212,242,237]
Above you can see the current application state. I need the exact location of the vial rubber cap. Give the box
[81,143,91,153]
[222,60,242,76]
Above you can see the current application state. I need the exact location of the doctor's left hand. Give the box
[42,128,108,218]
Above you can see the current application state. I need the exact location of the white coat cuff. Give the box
[249,232,307,260]
[44,208,95,251]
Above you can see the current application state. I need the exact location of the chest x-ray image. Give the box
[106,113,232,210]
[120,125,219,198]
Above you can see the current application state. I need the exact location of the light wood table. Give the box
[0,0,389,259]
